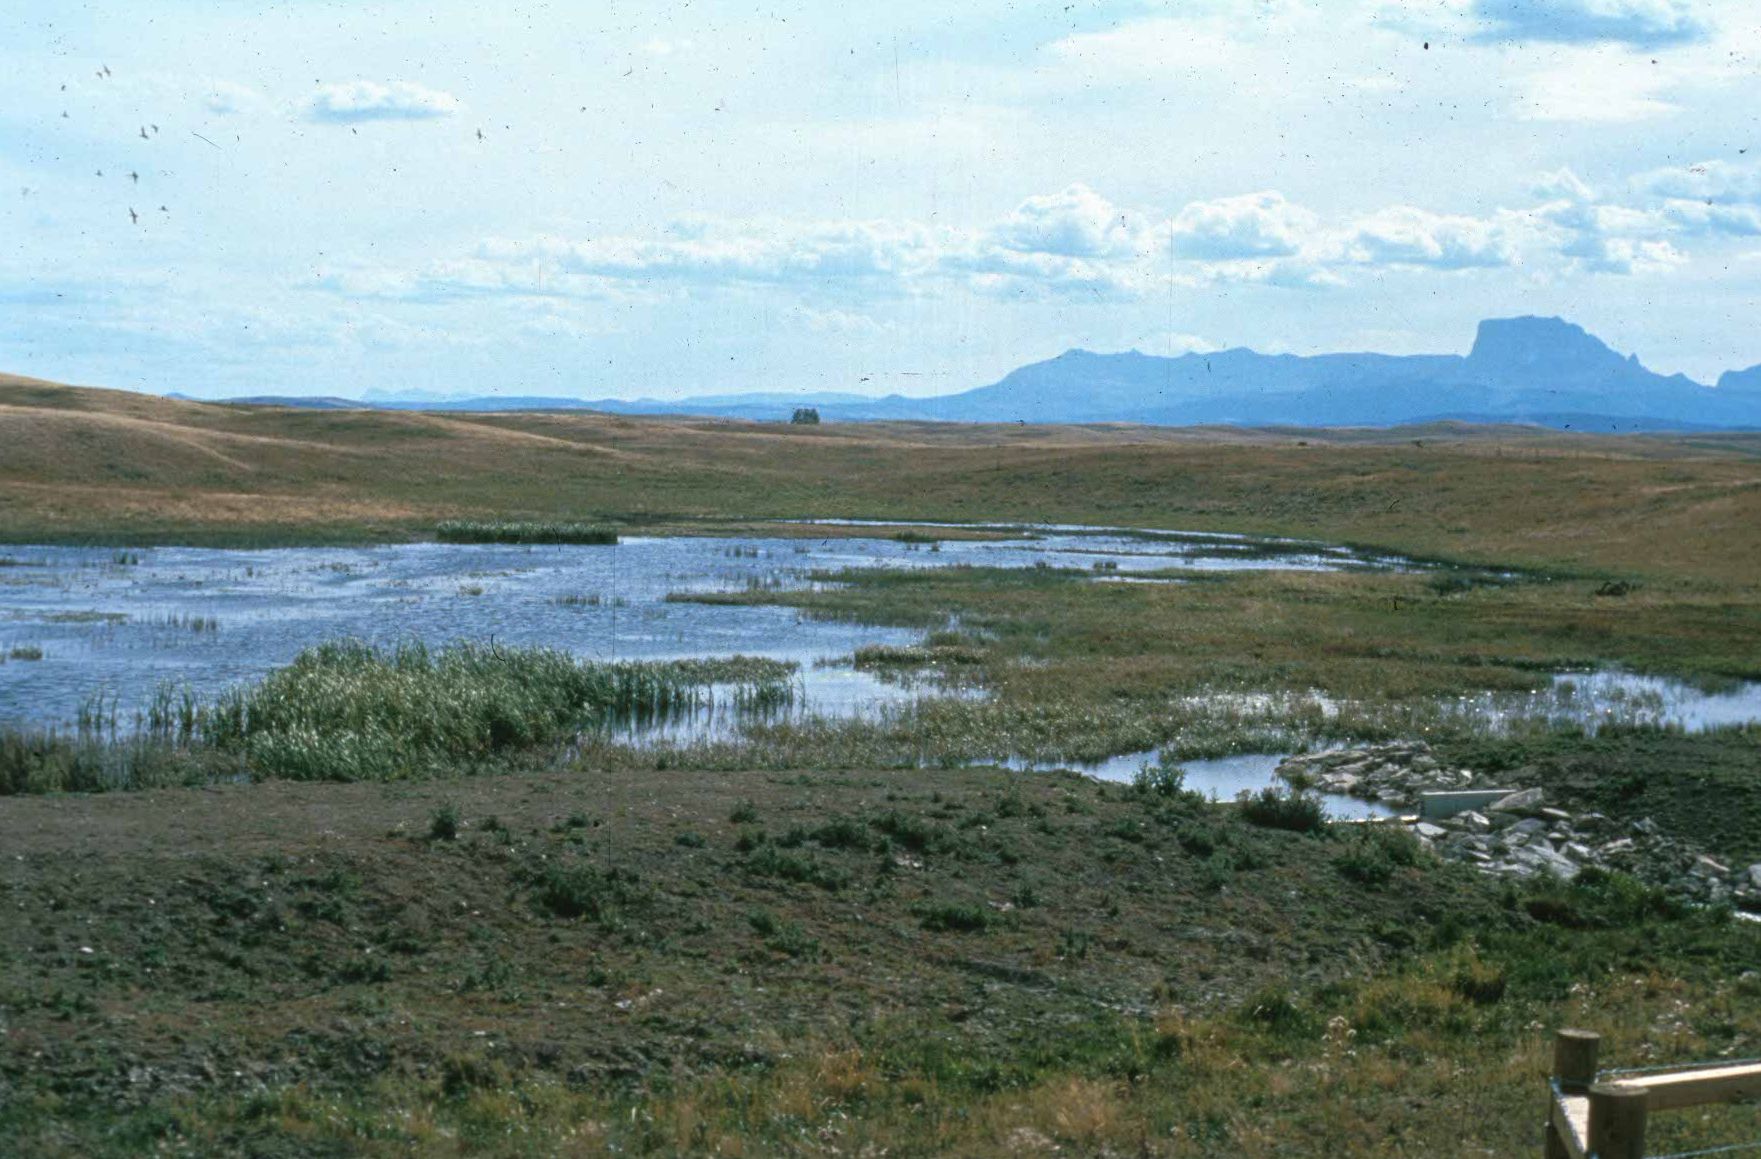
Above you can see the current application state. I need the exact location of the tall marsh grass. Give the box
[435,520,618,546]
[203,640,775,780]
[0,641,797,791]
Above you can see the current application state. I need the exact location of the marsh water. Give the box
[0,525,1409,732]
[2,525,1756,806]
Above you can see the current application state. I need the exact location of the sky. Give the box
[2,0,1760,401]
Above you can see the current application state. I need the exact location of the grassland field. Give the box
[2,376,1760,1155]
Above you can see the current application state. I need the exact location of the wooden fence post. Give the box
[1546,1029,1600,1158]
[1587,1081,1648,1159]
[1555,1029,1600,1093]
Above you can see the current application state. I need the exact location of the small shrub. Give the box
[1237,787,1326,834]
[749,910,819,958]
[744,844,850,891]
[428,801,462,841]
[869,810,952,854]
[918,902,990,933]
[334,956,392,985]
[729,799,759,824]
[1449,952,1508,1006]
[1241,986,1316,1039]
[1102,818,1147,844]
[673,830,706,848]
[1177,823,1220,858]
[1333,824,1423,886]
[1132,763,1188,798]
[809,816,873,851]
[524,860,640,922]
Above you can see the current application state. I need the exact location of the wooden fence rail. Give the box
[1545,1028,1761,1158]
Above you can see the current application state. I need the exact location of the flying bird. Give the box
[101,64,111,78]
[476,128,484,140]
[128,170,139,183]
[128,207,138,224]
[96,169,103,176]
[150,124,158,134]
[139,125,149,139]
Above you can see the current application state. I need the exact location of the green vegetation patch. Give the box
[435,519,619,545]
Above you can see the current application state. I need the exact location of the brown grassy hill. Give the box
[3,375,1759,581]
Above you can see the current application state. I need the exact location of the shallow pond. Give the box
[3,528,1753,813]
[0,524,1411,732]
[1002,751,1397,820]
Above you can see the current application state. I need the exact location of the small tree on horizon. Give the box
[791,407,821,425]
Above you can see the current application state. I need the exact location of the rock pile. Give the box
[1279,742,1761,913]
[1276,741,1483,806]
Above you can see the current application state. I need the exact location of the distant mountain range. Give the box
[173,316,1761,431]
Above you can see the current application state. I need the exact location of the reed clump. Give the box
[0,642,797,792]
[204,640,743,780]
[435,520,618,546]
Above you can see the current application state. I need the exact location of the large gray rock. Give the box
[1512,843,1580,880]
[1488,788,1545,815]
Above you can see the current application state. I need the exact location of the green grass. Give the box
[1,764,1756,1157]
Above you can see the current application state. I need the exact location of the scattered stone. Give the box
[1692,855,1730,878]
[1285,742,1742,905]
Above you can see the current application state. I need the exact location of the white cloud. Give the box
[1514,46,1678,121]
[990,184,1138,259]
[1562,234,1686,274]
[1658,199,1761,237]
[204,81,262,116]
[1344,206,1519,269]
[1169,192,1318,261]
[1533,168,1598,202]
[304,80,462,123]
[1634,158,1761,205]
[1041,17,1245,81]
[316,164,1761,318]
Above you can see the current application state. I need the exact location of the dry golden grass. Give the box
[4,376,1761,583]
